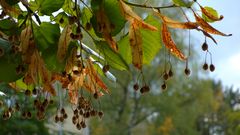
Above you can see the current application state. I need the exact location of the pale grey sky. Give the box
[199,0,240,89]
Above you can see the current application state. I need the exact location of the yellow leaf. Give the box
[194,12,232,36]
[119,0,157,31]
[57,25,72,62]
[129,21,143,69]
[162,23,186,60]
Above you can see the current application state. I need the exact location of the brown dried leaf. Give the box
[85,58,109,93]
[20,26,35,63]
[129,20,143,69]
[194,12,232,36]
[162,23,186,60]
[43,83,56,96]
[57,25,72,62]
[68,88,78,104]
[200,5,223,21]
[96,8,118,51]
[119,0,157,31]
[154,10,198,29]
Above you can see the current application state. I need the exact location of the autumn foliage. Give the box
[0,0,231,130]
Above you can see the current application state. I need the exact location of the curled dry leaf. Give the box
[84,58,109,94]
[65,47,78,73]
[193,12,232,36]
[20,26,33,63]
[27,51,55,95]
[154,10,199,29]
[119,0,157,31]
[196,2,223,21]
[162,23,186,60]
[57,25,72,62]
[96,8,118,51]
[129,20,143,69]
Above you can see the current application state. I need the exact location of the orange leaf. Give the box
[119,0,157,31]
[193,12,231,36]
[129,20,143,69]
[85,59,109,93]
[162,23,186,60]
[96,8,118,51]
[154,10,198,29]
[57,25,72,62]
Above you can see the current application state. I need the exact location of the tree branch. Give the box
[123,1,177,9]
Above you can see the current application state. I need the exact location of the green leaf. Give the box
[172,0,194,7]
[5,0,19,6]
[81,8,93,27]
[50,12,69,27]
[118,15,162,65]
[29,0,64,15]
[33,22,60,51]
[141,16,162,64]
[40,0,65,15]
[42,41,77,73]
[90,0,126,36]
[202,6,219,23]
[62,0,76,16]
[95,41,129,70]
[0,19,20,35]
[0,39,24,82]
[103,0,126,35]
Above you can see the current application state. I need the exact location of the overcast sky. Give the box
[198,0,240,90]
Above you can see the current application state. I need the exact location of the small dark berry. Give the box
[202,42,208,51]
[184,68,191,76]
[54,115,59,123]
[163,72,169,80]
[85,22,92,30]
[76,26,81,34]
[74,109,78,115]
[209,64,215,72]
[161,83,167,90]
[63,113,68,119]
[25,89,31,96]
[60,108,65,114]
[60,117,64,122]
[203,63,208,70]
[140,85,150,94]
[27,111,32,119]
[32,88,37,95]
[59,18,64,24]
[133,83,139,91]
[102,65,110,73]
[168,69,173,77]
[70,33,75,39]
[98,111,104,119]
[76,123,81,130]
[93,92,99,99]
